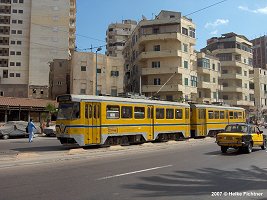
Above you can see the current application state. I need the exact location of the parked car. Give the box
[216,123,266,154]
[43,125,56,137]
[0,121,29,139]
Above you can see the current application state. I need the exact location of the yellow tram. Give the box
[56,94,190,146]
[190,104,246,137]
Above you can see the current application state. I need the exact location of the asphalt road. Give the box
[0,130,267,200]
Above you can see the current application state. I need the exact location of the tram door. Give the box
[147,106,154,141]
[85,103,93,145]
[199,109,207,136]
[92,103,101,144]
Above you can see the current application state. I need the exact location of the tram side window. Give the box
[175,109,183,119]
[93,105,100,119]
[166,109,174,119]
[220,111,225,119]
[238,112,243,119]
[234,112,238,119]
[185,108,189,119]
[229,111,233,119]
[208,111,214,119]
[122,106,132,118]
[134,107,145,119]
[85,105,88,119]
[156,108,164,119]
[106,105,120,119]
[215,111,219,119]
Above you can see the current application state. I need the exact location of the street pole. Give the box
[95,47,102,96]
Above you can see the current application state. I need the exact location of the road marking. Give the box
[97,165,173,180]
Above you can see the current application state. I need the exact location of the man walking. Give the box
[28,119,37,143]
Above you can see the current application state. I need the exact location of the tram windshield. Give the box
[57,102,80,120]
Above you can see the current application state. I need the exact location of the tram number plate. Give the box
[108,127,118,134]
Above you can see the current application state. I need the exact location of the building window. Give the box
[81,66,86,71]
[244,83,247,88]
[16,73,20,77]
[17,41,21,45]
[153,45,160,51]
[97,69,101,73]
[182,27,188,35]
[212,64,215,70]
[10,73,14,77]
[191,76,197,87]
[18,20,23,24]
[213,92,217,99]
[184,60,188,69]
[12,20,17,24]
[16,62,21,66]
[13,0,18,3]
[10,41,15,45]
[244,71,247,76]
[80,89,86,94]
[111,71,119,76]
[184,78,188,86]
[17,30,22,34]
[152,27,159,34]
[19,0,23,3]
[152,61,160,68]
[11,30,16,34]
[154,78,160,85]
[3,70,8,78]
[213,78,216,83]
[189,27,195,38]
[10,62,15,66]
[10,51,15,55]
[12,9,17,13]
[18,10,23,13]
[183,43,188,52]
[111,89,117,96]
[16,51,21,55]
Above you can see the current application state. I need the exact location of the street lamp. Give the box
[95,47,102,96]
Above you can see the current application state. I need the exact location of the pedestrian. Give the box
[28,118,37,143]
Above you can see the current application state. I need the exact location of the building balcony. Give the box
[222,60,253,69]
[138,50,182,61]
[138,32,196,45]
[141,67,179,75]
[142,84,185,93]
[212,48,252,56]
[221,73,243,80]
[222,86,243,93]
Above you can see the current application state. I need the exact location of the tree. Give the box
[45,103,57,127]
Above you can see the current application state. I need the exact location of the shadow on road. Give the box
[123,166,267,198]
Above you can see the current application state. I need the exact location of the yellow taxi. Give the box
[216,123,266,153]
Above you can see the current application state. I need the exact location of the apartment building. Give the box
[49,59,70,100]
[0,0,76,98]
[251,35,267,69]
[252,68,267,117]
[123,10,197,102]
[204,32,254,110]
[197,52,222,103]
[71,51,124,96]
[106,20,137,58]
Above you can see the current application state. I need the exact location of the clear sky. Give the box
[76,0,267,53]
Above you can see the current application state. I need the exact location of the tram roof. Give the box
[59,94,190,107]
[190,104,245,110]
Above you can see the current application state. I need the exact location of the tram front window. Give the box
[57,102,80,120]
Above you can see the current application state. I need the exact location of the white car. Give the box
[43,125,56,137]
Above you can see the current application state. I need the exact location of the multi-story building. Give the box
[71,51,124,96]
[106,20,137,58]
[0,0,76,98]
[252,68,267,119]
[49,59,71,100]
[204,32,254,110]
[123,10,197,102]
[197,52,223,103]
[251,35,267,69]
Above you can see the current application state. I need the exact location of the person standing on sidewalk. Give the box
[28,119,37,143]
